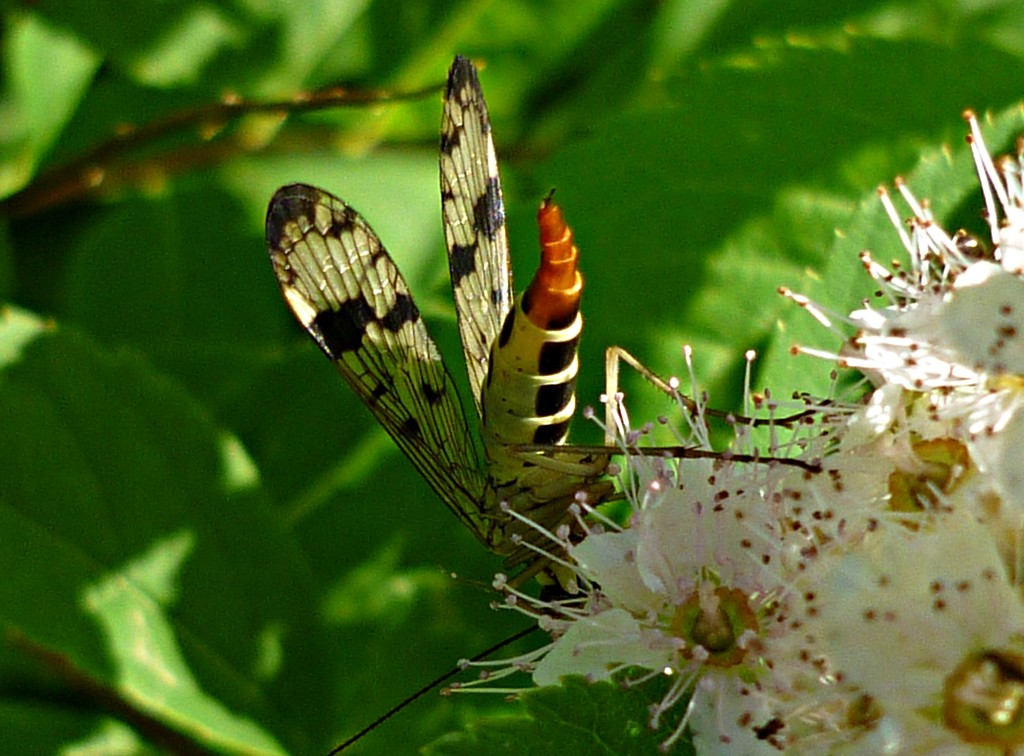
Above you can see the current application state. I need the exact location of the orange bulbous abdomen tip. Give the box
[536,195,580,286]
[538,196,568,252]
[524,194,583,329]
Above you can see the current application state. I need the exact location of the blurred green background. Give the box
[2,0,1024,753]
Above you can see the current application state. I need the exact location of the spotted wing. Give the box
[266,183,489,539]
[440,56,513,417]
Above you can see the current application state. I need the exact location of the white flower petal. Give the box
[689,677,780,755]
[532,607,670,686]
[941,262,1024,376]
[570,528,662,614]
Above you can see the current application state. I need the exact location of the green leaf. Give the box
[0,12,100,195]
[26,0,247,88]
[0,306,327,753]
[426,678,694,756]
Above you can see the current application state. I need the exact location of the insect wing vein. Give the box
[266,183,488,535]
[440,56,513,416]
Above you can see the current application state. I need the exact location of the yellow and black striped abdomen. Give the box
[482,197,582,461]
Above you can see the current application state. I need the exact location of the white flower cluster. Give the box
[459,112,1024,754]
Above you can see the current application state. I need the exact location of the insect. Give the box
[265,57,617,583]
[265,57,809,585]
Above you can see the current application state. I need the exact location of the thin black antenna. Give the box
[328,624,539,754]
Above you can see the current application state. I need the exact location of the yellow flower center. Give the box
[888,437,972,513]
[944,650,1024,746]
[670,586,758,668]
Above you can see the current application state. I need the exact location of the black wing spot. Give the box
[447,55,480,102]
[449,242,477,286]
[326,213,358,240]
[440,128,458,155]
[380,292,420,334]
[473,177,505,241]
[266,216,285,252]
[490,285,506,308]
[402,417,423,440]
[423,381,447,406]
[369,246,388,268]
[538,338,578,375]
[369,382,389,404]
[266,186,317,250]
[313,299,374,356]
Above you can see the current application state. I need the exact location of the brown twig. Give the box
[7,628,216,754]
[0,80,442,219]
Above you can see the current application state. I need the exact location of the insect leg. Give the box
[603,345,819,439]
